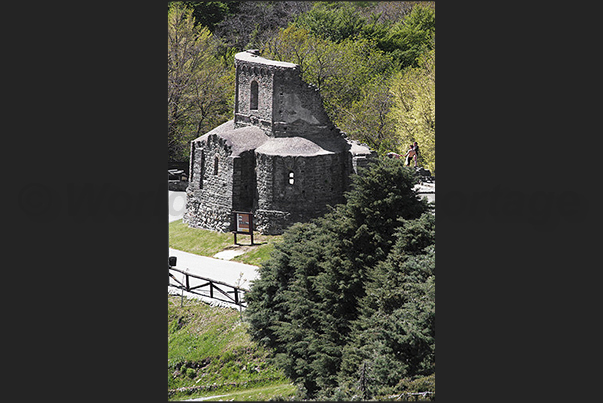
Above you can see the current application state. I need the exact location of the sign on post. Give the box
[237,213,250,232]
[233,211,254,245]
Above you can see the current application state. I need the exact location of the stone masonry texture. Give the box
[183,50,376,235]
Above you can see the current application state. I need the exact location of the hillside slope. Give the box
[168,295,296,401]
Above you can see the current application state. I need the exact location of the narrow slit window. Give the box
[213,155,219,175]
[199,152,205,188]
[189,145,195,184]
[250,81,258,110]
[288,171,295,185]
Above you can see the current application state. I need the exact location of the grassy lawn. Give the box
[232,237,278,266]
[168,295,296,401]
[168,222,288,400]
[197,383,298,401]
[169,219,233,257]
[169,219,280,266]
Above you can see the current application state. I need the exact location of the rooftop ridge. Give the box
[234,50,299,70]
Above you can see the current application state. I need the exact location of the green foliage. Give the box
[232,240,278,266]
[167,2,234,162]
[193,2,231,31]
[168,219,233,257]
[167,296,295,401]
[169,219,280,266]
[263,25,395,151]
[342,69,396,154]
[338,215,435,398]
[186,367,197,379]
[262,3,435,159]
[172,1,232,31]
[343,158,429,236]
[391,213,436,256]
[389,46,435,173]
[167,2,435,163]
[294,2,367,43]
[295,2,435,70]
[396,373,436,394]
[375,3,436,69]
[245,158,433,399]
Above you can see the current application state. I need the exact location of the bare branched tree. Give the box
[215,1,312,51]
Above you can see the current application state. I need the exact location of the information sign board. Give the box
[237,213,251,233]
[233,211,254,245]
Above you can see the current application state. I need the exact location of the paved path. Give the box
[181,394,229,401]
[167,183,434,305]
[168,248,259,308]
[414,182,435,203]
[169,247,259,289]
[169,190,187,222]
[168,190,260,307]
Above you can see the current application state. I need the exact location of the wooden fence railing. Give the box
[168,266,248,308]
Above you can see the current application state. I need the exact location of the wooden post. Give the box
[249,214,254,245]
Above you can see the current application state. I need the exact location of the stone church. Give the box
[183,50,375,235]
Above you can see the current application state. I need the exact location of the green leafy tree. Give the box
[167,2,234,162]
[245,158,429,398]
[360,1,415,23]
[263,3,435,155]
[377,3,435,69]
[389,46,435,172]
[294,1,367,43]
[262,25,394,151]
[295,2,435,70]
[341,77,396,154]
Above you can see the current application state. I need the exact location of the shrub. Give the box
[186,368,197,379]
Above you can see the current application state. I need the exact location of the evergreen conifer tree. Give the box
[340,213,435,398]
[245,159,431,398]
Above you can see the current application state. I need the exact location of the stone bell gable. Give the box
[234,49,334,139]
[183,50,375,235]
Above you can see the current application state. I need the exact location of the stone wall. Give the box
[183,134,235,232]
[183,196,233,233]
[184,51,376,235]
[234,51,335,139]
[254,152,347,234]
[271,69,334,138]
[232,151,256,213]
[235,62,276,134]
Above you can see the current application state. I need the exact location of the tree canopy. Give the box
[167,3,234,161]
[167,1,435,169]
[245,158,434,399]
[168,3,436,398]
[390,45,435,172]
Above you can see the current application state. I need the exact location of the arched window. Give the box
[288,171,295,185]
[213,155,219,175]
[250,81,258,110]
